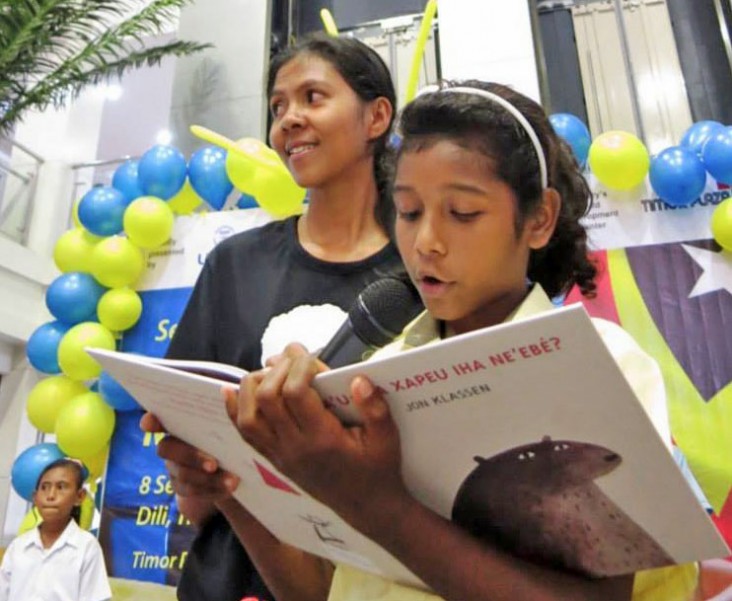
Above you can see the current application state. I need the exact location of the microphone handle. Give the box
[318,319,375,369]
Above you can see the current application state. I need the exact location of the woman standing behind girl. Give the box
[228,81,680,601]
[141,33,407,601]
[0,459,111,601]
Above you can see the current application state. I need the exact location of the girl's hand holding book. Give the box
[225,344,413,533]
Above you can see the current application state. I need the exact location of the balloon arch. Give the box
[12,132,306,532]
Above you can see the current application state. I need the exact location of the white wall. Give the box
[0,238,55,344]
[438,0,541,101]
[0,359,42,546]
[0,231,57,543]
[169,0,271,156]
[0,88,103,364]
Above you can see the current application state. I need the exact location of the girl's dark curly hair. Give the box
[395,80,597,298]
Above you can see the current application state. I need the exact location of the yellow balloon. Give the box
[53,228,99,273]
[224,138,271,187]
[168,179,203,215]
[190,127,305,217]
[123,196,174,249]
[80,444,110,480]
[588,130,650,190]
[72,197,82,228]
[405,0,438,104]
[711,198,732,251]
[18,507,42,534]
[320,8,339,36]
[55,391,116,458]
[252,171,306,218]
[26,376,88,433]
[57,322,116,381]
[97,287,143,332]
[225,138,306,218]
[90,236,146,288]
[193,127,281,165]
[79,494,95,530]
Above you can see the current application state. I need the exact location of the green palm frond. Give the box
[0,0,212,134]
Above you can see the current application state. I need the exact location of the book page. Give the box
[88,347,425,588]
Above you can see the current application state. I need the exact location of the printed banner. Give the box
[100,208,271,585]
[582,175,730,250]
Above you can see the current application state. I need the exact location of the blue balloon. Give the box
[46,272,106,325]
[78,185,128,237]
[680,121,726,155]
[549,113,591,166]
[701,127,732,184]
[98,370,141,411]
[11,443,65,501]
[138,144,187,200]
[112,159,144,203]
[26,320,71,374]
[94,482,104,510]
[649,146,707,207]
[236,193,259,209]
[189,146,234,210]
[389,133,402,150]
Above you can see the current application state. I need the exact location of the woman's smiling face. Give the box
[268,54,378,190]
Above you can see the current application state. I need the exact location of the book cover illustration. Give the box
[451,436,673,577]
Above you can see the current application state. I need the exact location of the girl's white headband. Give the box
[417,85,549,189]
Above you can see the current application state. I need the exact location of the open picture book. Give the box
[88,304,728,589]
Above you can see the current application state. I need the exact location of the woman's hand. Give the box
[225,344,412,533]
[139,412,239,524]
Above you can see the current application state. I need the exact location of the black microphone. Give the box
[318,277,424,368]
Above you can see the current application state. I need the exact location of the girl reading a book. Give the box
[225,81,687,601]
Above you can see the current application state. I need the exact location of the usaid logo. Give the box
[214,225,235,245]
[198,224,238,265]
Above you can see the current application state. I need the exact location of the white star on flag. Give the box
[682,244,732,298]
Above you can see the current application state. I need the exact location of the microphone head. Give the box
[349,277,424,347]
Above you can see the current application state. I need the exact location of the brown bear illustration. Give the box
[451,436,674,577]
